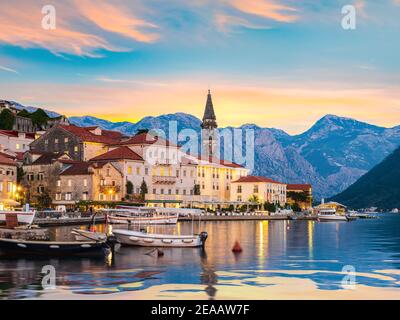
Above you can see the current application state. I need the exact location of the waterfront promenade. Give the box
[30,212,294,227]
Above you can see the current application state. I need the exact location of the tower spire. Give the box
[201,90,217,128]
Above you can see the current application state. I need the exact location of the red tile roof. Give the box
[194,155,244,168]
[0,153,16,166]
[31,153,71,165]
[59,125,123,144]
[232,175,285,184]
[110,132,178,147]
[90,146,143,161]
[287,184,312,191]
[60,162,93,176]
[0,129,35,139]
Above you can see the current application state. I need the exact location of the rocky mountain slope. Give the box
[331,146,400,209]
[70,113,400,199]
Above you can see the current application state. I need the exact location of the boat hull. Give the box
[0,211,35,225]
[318,214,349,222]
[0,238,109,257]
[113,229,207,248]
[108,214,178,225]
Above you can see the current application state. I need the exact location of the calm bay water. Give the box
[1,214,400,299]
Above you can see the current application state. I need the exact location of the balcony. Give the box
[152,176,177,185]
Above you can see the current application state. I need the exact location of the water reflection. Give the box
[1,215,400,299]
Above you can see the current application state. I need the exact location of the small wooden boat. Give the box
[71,228,107,242]
[0,238,110,257]
[112,229,208,248]
[0,210,36,225]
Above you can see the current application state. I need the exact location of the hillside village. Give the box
[0,93,312,212]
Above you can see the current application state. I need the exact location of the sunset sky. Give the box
[0,0,399,134]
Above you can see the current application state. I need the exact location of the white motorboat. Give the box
[390,208,399,213]
[0,210,36,225]
[104,206,178,225]
[112,229,208,248]
[317,208,349,222]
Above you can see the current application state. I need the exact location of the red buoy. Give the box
[232,241,243,253]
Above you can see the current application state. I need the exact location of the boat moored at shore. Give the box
[112,229,208,248]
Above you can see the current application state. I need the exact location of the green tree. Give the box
[126,180,133,195]
[35,191,52,209]
[291,202,302,212]
[140,180,148,201]
[30,108,49,128]
[17,166,25,184]
[17,109,31,118]
[0,109,15,130]
[263,201,276,213]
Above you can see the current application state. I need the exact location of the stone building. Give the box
[0,153,17,209]
[230,175,287,207]
[54,161,124,208]
[287,183,313,209]
[29,124,127,161]
[0,129,35,153]
[22,151,75,204]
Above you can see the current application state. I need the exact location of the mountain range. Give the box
[331,146,400,209]
[69,114,400,199]
[5,100,400,199]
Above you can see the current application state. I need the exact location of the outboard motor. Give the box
[199,231,208,247]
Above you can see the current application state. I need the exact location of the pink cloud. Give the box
[0,0,159,56]
[226,0,298,23]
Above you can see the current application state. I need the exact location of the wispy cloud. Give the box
[226,0,298,23]
[215,14,271,32]
[0,0,159,57]
[0,65,18,74]
[75,0,159,43]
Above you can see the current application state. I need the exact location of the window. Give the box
[57,180,61,187]
[56,193,61,200]
[160,189,164,194]
[106,168,110,176]
[65,193,72,200]
[168,189,172,195]
[145,167,149,175]
[55,138,58,143]
[100,179,105,186]
[176,189,179,194]
[99,194,105,201]
[253,185,259,193]
[83,179,87,187]
[237,195,242,202]
[127,166,132,174]
[64,137,69,143]
[176,170,179,177]
[74,146,79,152]
[7,182,13,192]
[136,167,140,175]
[82,192,88,200]
[45,139,48,144]
[16,143,20,150]
[153,188,156,194]
[37,185,44,193]
[38,173,44,180]
[237,185,242,193]
[68,179,72,187]
[183,189,187,195]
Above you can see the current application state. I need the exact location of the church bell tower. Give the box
[201,90,218,159]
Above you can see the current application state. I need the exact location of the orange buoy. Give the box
[232,241,243,253]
